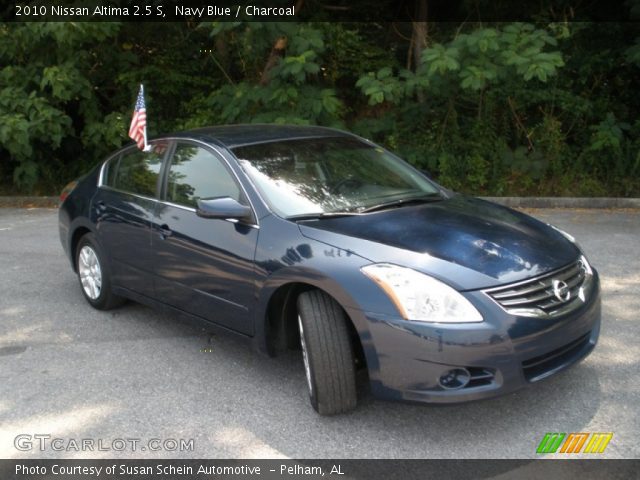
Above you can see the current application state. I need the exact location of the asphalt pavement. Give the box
[0,207,638,460]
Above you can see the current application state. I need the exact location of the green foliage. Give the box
[0,22,122,191]
[358,22,564,101]
[580,113,637,186]
[0,19,638,197]
[501,147,547,182]
[0,22,217,192]
[625,40,640,66]
[353,21,639,197]
[187,22,344,128]
[588,113,629,151]
[355,67,406,105]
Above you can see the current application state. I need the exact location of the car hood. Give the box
[298,195,580,289]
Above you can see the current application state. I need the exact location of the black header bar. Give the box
[3,0,636,22]
[1,459,639,480]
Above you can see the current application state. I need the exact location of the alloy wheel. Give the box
[78,245,102,300]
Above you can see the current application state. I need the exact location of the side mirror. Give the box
[196,197,252,221]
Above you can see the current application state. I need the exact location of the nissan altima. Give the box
[58,125,601,415]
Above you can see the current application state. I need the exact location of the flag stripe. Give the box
[129,86,147,150]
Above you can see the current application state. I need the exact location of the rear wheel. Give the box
[297,290,357,415]
[76,233,123,310]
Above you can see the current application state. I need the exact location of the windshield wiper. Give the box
[286,193,444,220]
[286,211,359,221]
[360,193,444,213]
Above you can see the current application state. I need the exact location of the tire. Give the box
[76,233,124,310]
[297,290,357,415]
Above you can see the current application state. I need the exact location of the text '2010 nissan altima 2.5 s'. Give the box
[59,125,601,415]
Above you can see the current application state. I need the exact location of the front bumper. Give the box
[347,271,601,404]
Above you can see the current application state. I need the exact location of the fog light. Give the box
[438,368,471,390]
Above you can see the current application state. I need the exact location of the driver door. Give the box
[151,141,259,335]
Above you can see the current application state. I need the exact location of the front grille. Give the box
[522,332,591,382]
[484,259,589,317]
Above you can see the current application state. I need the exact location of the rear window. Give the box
[102,143,168,198]
[101,154,119,189]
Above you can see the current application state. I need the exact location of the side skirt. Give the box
[112,285,255,349]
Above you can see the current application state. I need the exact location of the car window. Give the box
[110,148,164,197]
[165,144,241,208]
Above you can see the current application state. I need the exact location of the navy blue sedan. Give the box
[59,125,601,414]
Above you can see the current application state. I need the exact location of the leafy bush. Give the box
[0,19,638,197]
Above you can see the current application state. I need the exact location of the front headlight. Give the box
[361,263,483,323]
[579,254,593,276]
[549,224,593,266]
[548,224,576,243]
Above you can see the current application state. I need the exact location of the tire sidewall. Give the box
[297,313,320,410]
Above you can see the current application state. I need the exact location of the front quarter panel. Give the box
[252,214,407,369]
[254,214,381,313]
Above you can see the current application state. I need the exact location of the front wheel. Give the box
[76,233,123,310]
[297,290,357,415]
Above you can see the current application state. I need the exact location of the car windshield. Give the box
[232,136,441,218]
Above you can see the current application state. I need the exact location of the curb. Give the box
[0,196,59,208]
[481,197,640,209]
[0,196,639,209]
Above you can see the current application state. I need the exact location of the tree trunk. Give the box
[260,36,288,86]
[412,0,428,102]
[215,34,228,67]
[412,0,428,70]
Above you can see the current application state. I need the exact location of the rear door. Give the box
[94,141,171,297]
[151,141,259,334]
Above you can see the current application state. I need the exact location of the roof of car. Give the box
[171,124,352,149]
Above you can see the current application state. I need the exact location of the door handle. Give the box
[95,201,106,213]
[158,224,173,239]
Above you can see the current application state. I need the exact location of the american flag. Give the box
[128,85,147,150]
